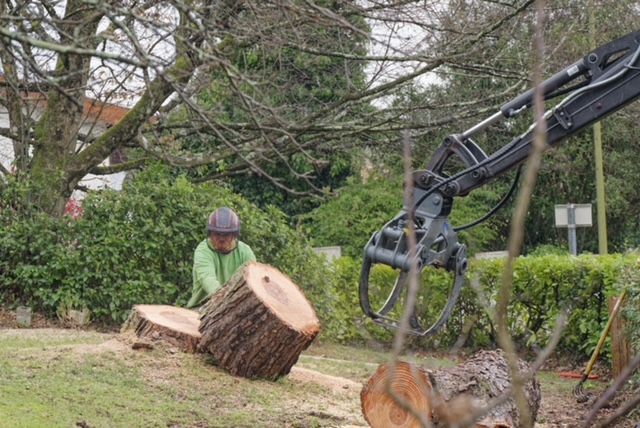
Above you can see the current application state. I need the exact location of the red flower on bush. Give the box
[64,198,84,219]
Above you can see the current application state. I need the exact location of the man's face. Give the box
[209,231,238,253]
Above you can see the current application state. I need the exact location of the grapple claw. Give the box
[359,236,467,337]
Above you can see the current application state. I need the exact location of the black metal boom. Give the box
[359,30,640,337]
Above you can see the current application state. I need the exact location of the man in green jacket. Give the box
[187,207,256,309]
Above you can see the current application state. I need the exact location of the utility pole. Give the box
[589,0,608,255]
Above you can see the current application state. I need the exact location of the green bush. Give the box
[3,169,637,364]
[621,256,640,361]
[298,174,402,258]
[300,173,507,259]
[467,254,629,359]
[0,166,339,331]
[326,252,637,362]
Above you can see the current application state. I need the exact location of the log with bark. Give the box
[121,304,201,353]
[197,261,320,380]
[361,349,541,428]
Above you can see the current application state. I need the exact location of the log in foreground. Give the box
[121,304,201,352]
[361,350,541,428]
[197,261,320,379]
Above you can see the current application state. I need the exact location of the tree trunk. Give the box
[361,349,541,428]
[197,261,320,380]
[121,304,201,353]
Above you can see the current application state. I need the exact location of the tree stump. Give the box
[121,304,201,353]
[361,350,541,428]
[197,261,320,379]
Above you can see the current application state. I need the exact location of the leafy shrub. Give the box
[525,244,570,257]
[298,174,402,258]
[467,254,625,359]
[3,168,637,364]
[300,173,507,259]
[620,255,640,369]
[326,251,637,362]
[0,166,339,331]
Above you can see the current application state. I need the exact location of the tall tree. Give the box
[394,0,640,253]
[0,0,539,217]
[521,0,640,252]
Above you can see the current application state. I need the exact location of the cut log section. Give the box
[121,304,201,353]
[360,360,433,428]
[197,261,320,380]
[361,350,541,428]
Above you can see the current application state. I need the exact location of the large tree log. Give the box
[197,261,320,380]
[121,305,201,352]
[361,350,541,428]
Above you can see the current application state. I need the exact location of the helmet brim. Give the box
[207,225,240,233]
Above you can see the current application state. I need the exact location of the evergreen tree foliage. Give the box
[300,171,505,258]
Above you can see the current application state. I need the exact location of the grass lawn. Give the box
[0,328,619,428]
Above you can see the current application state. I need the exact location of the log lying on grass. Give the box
[197,261,320,380]
[361,349,541,428]
[121,304,201,352]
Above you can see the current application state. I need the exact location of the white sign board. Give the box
[475,251,509,260]
[313,246,342,262]
[554,204,593,227]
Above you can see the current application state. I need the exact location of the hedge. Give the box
[0,167,340,334]
[327,252,639,363]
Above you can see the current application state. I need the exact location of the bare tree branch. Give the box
[0,0,541,216]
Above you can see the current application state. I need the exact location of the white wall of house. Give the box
[0,109,12,171]
[0,107,126,196]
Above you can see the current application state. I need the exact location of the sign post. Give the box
[554,204,592,255]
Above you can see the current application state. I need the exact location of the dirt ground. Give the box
[536,381,637,428]
[1,307,638,427]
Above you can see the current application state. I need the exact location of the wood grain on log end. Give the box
[361,350,540,428]
[477,422,511,428]
[245,261,320,335]
[121,305,201,353]
[361,361,433,428]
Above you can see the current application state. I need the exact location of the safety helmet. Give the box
[206,207,240,233]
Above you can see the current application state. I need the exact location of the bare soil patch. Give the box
[538,384,637,427]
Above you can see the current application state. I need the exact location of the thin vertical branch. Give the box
[383,130,433,428]
[495,0,548,426]
[392,130,420,354]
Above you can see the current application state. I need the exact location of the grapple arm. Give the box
[359,30,640,337]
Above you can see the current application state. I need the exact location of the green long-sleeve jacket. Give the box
[187,239,256,308]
